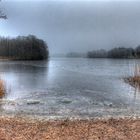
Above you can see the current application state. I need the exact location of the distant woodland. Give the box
[66,52,86,58]
[0,35,49,60]
[87,46,140,59]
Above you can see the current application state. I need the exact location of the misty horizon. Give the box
[1,0,140,55]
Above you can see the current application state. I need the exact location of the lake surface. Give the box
[0,58,140,119]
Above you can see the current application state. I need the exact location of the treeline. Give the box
[0,35,49,60]
[66,52,86,58]
[87,46,140,58]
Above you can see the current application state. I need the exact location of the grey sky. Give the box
[1,0,140,54]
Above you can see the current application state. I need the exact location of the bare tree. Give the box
[0,0,7,19]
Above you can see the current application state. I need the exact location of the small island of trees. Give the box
[0,35,49,60]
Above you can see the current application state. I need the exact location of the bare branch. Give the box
[0,0,7,19]
[0,11,7,19]
[0,15,7,19]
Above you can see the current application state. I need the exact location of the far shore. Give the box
[0,115,140,140]
[0,57,48,61]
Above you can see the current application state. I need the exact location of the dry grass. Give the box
[125,64,140,88]
[0,78,6,98]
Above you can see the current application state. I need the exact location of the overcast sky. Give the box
[1,0,140,54]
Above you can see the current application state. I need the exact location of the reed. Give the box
[0,78,6,98]
[125,64,140,88]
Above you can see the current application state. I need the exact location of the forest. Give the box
[87,46,140,59]
[0,35,49,60]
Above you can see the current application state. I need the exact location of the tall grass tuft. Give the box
[125,64,140,88]
[0,78,6,98]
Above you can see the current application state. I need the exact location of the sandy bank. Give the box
[0,116,139,140]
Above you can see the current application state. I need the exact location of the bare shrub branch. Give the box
[0,0,7,19]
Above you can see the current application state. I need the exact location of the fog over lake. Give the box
[1,0,140,55]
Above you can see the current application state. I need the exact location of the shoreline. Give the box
[0,115,140,139]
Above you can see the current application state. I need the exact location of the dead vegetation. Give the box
[0,117,139,140]
[125,64,140,88]
[0,77,6,98]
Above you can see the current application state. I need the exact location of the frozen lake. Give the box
[0,58,140,119]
